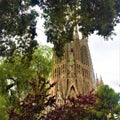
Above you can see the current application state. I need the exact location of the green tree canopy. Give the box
[0,45,54,108]
[94,85,120,119]
[37,0,120,57]
[0,45,54,119]
[0,0,38,57]
[1,0,120,57]
[31,45,54,79]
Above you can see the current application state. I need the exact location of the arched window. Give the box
[69,85,76,98]
[70,85,75,92]
[80,46,89,65]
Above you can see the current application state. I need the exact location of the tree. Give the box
[0,0,38,57]
[31,45,55,79]
[0,45,54,119]
[8,73,56,120]
[0,54,35,106]
[0,44,54,98]
[1,1,120,57]
[35,0,120,57]
[93,85,120,120]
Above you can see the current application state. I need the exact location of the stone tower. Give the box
[50,28,96,104]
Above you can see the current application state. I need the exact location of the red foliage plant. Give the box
[45,91,98,120]
[8,72,98,120]
[8,73,56,120]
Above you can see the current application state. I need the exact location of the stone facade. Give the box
[50,29,103,104]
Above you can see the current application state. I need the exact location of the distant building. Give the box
[50,27,103,104]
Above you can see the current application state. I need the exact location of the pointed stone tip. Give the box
[73,26,79,36]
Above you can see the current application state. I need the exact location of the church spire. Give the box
[73,25,79,40]
[100,75,104,85]
[51,26,95,104]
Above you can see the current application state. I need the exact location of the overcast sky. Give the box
[88,24,120,93]
[35,14,120,93]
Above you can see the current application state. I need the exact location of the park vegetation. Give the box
[0,0,120,119]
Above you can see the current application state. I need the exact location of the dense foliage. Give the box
[8,89,99,120]
[0,95,9,119]
[0,0,38,57]
[0,45,54,119]
[93,85,120,119]
[1,0,120,57]
[45,92,98,120]
[0,1,120,120]
[45,85,120,120]
[36,0,120,56]
[8,73,56,120]
[7,85,120,120]
[31,45,55,79]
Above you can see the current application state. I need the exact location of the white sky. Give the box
[88,24,120,93]
[35,10,120,93]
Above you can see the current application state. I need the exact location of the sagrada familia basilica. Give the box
[50,27,103,104]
